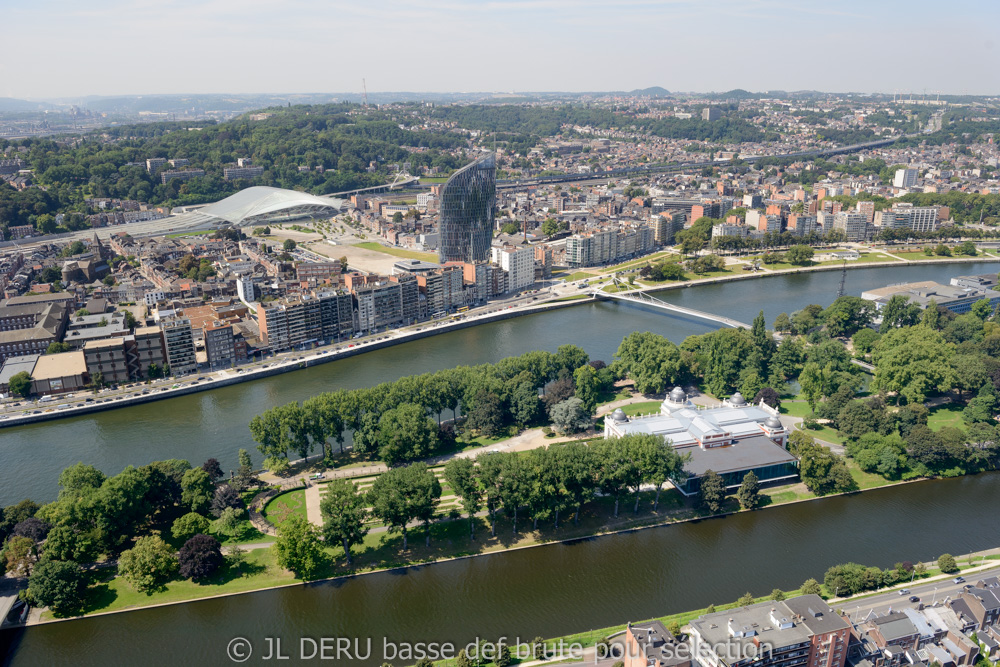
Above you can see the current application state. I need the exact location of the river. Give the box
[2,260,999,666]
[4,473,1000,666]
[1,261,996,508]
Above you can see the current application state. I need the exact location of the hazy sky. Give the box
[4,0,998,99]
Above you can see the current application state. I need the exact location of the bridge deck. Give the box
[594,290,750,329]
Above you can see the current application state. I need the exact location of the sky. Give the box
[3,0,999,99]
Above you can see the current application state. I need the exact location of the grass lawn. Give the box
[688,267,738,280]
[262,489,307,530]
[551,294,591,302]
[353,242,438,262]
[846,460,893,490]
[166,229,215,238]
[605,251,678,273]
[780,401,814,419]
[562,271,596,282]
[889,250,947,260]
[419,176,449,183]
[800,423,847,445]
[620,401,663,416]
[927,404,966,432]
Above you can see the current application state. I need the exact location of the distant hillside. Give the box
[629,86,672,97]
[0,97,44,112]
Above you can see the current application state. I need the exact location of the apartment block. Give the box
[160,316,198,375]
[223,165,265,181]
[492,245,534,293]
[832,211,870,241]
[160,169,205,185]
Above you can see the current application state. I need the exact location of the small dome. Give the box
[730,392,746,406]
[764,415,782,429]
[668,386,687,402]
[611,408,628,422]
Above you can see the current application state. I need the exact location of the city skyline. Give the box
[3,0,998,99]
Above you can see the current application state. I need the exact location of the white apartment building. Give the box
[492,245,534,293]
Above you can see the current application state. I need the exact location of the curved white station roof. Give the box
[198,186,344,225]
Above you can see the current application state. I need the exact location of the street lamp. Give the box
[932,587,939,605]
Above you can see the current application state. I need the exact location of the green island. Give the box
[4,290,1000,632]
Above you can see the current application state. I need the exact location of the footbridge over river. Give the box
[592,285,750,329]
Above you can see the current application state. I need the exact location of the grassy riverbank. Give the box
[38,457,912,624]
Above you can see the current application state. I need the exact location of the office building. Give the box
[831,211,869,241]
[438,153,496,263]
[862,281,1000,315]
[893,168,919,188]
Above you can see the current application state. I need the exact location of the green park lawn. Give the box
[620,401,663,416]
[353,242,438,262]
[927,404,966,432]
[780,400,814,419]
[262,489,307,530]
[561,271,596,282]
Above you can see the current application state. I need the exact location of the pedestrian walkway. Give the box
[305,480,323,526]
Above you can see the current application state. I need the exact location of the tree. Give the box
[4,536,37,576]
[573,364,600,414]
[274,515,325,579]
[797,439,858,496]
[8,371,32,397]
[612,331,684,395]
[736,471,761,510]
[879,295,921,332]
[444,458,482,539]
[770,588,786,601]
[823,297,875,338]
[786,244,815,266]
[801,578,822,596]
[210,484,244,518]
[180,467,214,514]
[201,458,224,482]
[118,536,178,594]
[367,463,441,551]
[737,591,755,607]
[178,534,223,580]
[319,479,369,565]
[698,471,725,514]
[773,312,792,333]
[46,341,71,354]
[282,238,297,251]
[938,553,958,573]
[971,298,994,321]
[28,560,86,616]
[753,387,781,410]
[172,512,210,542]
[851,328,881,357]
[465,389,504,437]
[211,507,243,538]
[549,397,591,435]
[377,403,439,466]
[872,326,956,404]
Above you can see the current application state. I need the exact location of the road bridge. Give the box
[593,286,750,329]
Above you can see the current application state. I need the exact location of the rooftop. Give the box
[32,350,87,380]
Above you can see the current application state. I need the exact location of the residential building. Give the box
[203,321,237,369]
[258,295,323,350]
[316,289,356,340]
[650,210,686,245]
[146,158,167,173]
[160,316,198,375]
[353,281,404,333]
[702,107,722,122]
[492,245,534,293]
[438,153,496,263]
[83,338,131,385]
[223,165,265,181]
[160,169,205,185]
[614,621,691,667]
[831,211,869,241]
[689,595,850,667]
[295,261,341,283]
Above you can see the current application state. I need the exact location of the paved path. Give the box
[305,481,323,526]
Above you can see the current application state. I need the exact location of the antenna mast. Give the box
[837,260,847,298]
[363,79,368,108]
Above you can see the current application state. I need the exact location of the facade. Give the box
[133,326,167,378]
[438,153,496,264]
[83,338,131,385]
[160,168,205,185]
[565,226,655,268]
[893,168,919,188]
[605,388,796,496]
[203,321,237,369]
[223,165,265,181]
[492,245,534,293]
[861,281,1000,315]
[832,211,869,241]
[353,281,404,333]
[650,210,686,245]
[689,595,850,667]
[160,316,198,375]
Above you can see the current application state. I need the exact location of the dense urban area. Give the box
[5,89,1000,667]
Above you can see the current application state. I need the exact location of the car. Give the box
[909,596,920,603]
[964,584,974,590]
[899,589,910,595]
[954,577,965,584]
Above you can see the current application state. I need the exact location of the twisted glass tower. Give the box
[438,153,496,263]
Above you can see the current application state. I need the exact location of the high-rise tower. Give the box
[438,153,496,263]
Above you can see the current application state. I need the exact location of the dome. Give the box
[668,386,687,403]
[764,415,782,429]
[611,408,628,422]
[730,392,747,406]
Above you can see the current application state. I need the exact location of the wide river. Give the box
[2,261,999,665]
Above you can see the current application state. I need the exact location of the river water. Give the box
[1,262,996,508]
[2,261,999,666]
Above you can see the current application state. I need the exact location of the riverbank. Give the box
[20,461,930,627]
[5,251,995,429]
